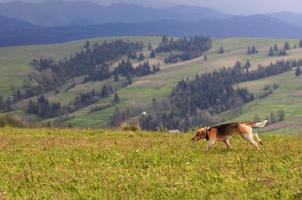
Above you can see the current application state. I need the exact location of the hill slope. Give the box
[270,12,302,29]
[64,37,302,128]
[0,15,35,32]
[0,16,302,47]
[0,1,229,26]
[1,36,302,130]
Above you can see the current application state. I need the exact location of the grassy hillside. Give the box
[1,36,302,128]
[0,128,301,199]
[64,38,302,127]
[0,36,161,97]
[231,71,302,126]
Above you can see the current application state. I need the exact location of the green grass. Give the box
[0,128,301,199]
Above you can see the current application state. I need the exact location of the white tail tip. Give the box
[255,120,268,128]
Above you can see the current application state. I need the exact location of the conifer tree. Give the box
[296,66,301,76]
[113,93,120,104]
[284,41,290,50]
[219,46,224,54]
[204,54,208,61]
[269,47,274,56]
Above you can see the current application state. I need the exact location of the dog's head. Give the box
[192,127,210,141]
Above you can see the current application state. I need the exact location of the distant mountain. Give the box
[0,15,301,47]
[269,12,302,29]
[212,15,302,37]
[0,0,229,26]
[0,15,35,32]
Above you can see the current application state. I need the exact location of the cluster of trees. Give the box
[27,96,64,118]
[0,96,14,112]
[242,60,298,81]
[150,49,156,58]
[0,96,4,111]
[300,40,302,48]
[114,59,160,77]
[267,110,285,124]
[116,64,255,130]
[259,83,279,99]
[268,43,287,56]
[155,35,212,63]
[12,39,162,119]
[71,85,114,111]
[87,63,110,81]
[255,109,285,125]
[112,105,144,126]
[135,62,160,76]
[138,98,221,131]
[27,84,115,118]
[247,46,258,54]
[120,58,302,131]
[219,59,302,84]
[26,40,144,97]
[171,68,254,116]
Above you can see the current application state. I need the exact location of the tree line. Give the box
[155,35,212,63]
[247,46,258,55]
[26,84,118,118]
[4,39,162,118]
[113,58,302,131]
[23,40,144,99]
[113,59,160,78]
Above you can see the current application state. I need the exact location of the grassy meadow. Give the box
[0,128,301,199]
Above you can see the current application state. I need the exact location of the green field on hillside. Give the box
[64,37,302,127]
[232,71,302,124]
[1,36,302,128]
[0,128,301,199]
[0,36,161,97]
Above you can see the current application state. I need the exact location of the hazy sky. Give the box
[0,0,301,15]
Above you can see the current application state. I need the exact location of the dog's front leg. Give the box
[207,140,216,150]
[223,138,232,149]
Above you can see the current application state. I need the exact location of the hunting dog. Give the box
[192,120,268,149]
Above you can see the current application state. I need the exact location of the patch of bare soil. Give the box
[292,91,302,96]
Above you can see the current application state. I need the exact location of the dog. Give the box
[192,120,268,149]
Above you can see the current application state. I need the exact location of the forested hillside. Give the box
[0,36,214,128]
[1,36,302,130]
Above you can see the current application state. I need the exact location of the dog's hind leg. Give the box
[242,133,259,149]
[253,133,263,145]
[239,124,259,149]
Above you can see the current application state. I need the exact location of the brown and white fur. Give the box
[192,120,268,149]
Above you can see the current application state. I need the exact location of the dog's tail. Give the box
[244,120,268,128]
